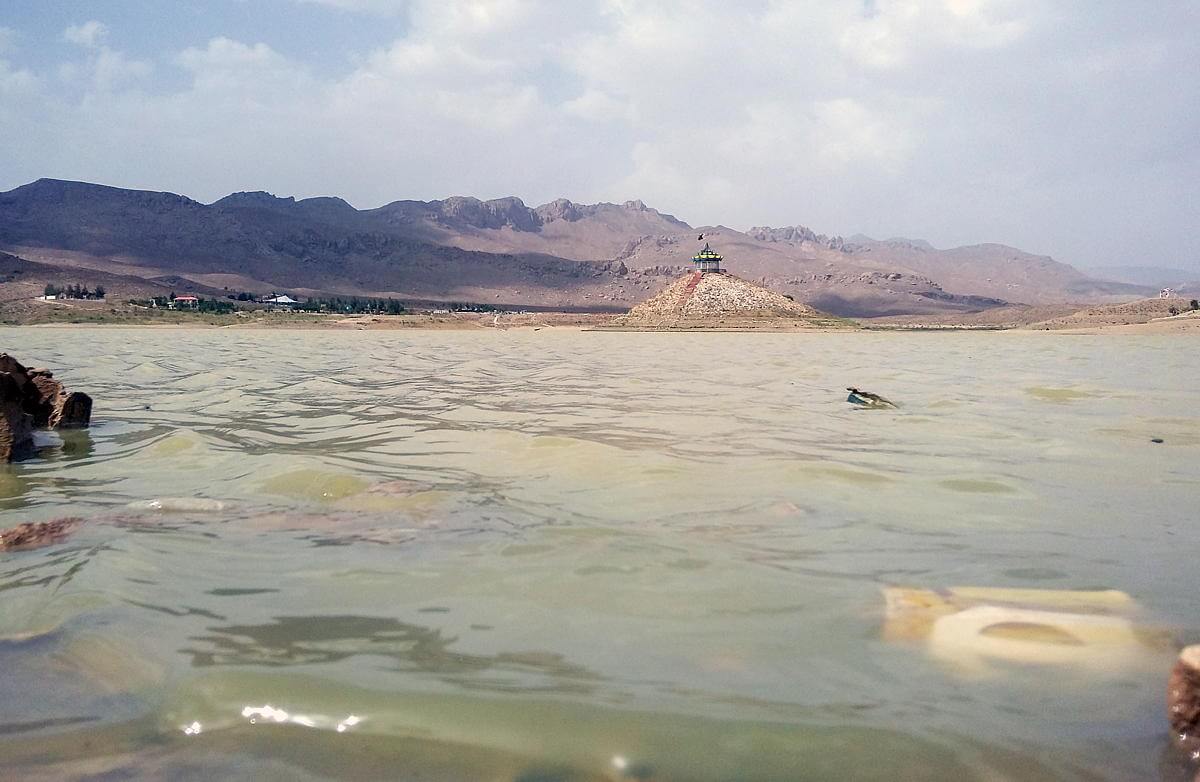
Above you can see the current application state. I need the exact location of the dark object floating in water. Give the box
[1151,438,1164,444]
[846,387,896,409]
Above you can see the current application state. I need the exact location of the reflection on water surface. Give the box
[0,328,1197,780]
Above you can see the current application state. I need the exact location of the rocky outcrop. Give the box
[745,224,856,252]
[0,372,34,462]
[51,390,93,429]
[0,354,92,461]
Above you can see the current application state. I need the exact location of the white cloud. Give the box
[55,22,152,92]
[0,60,38,95]
[63,20,109,49]
[1,1,1197,270]
[563,89,634,122]
[845,0,1032,66]
[92,49,152,91]
[293,0,409,13]
[176,37,300,94]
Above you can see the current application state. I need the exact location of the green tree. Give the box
[1190,299,1198,311]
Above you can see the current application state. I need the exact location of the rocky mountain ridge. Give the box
[0,178,1156,317]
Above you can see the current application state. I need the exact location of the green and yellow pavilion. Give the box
[692,243,723,273]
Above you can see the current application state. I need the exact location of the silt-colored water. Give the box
[0,328,1197,780]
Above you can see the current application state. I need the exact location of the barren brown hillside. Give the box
[1024,298,1200,330]
[0,178,1157,318]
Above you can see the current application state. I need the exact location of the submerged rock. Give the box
[125,498,227,513]
[0,518,82,552]
[260,469,370,503]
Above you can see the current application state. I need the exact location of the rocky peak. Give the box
[297,196,355,212]
[746,225,853,252]
[878,238,936,252]
[213,191,297,209]
[437,196,541,231]
[747,225,820,243]
[534,198,584,223]
[4,179,204,211]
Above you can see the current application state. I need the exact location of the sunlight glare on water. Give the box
[0,327,1196,780]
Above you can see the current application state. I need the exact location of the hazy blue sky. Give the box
[1,1,1197,270]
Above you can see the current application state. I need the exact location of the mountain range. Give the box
[0,178,1162,317]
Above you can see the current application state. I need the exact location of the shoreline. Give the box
[4,308,1198,334]
[5,320,1198,334]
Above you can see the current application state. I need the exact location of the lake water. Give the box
[0,327,1197,781]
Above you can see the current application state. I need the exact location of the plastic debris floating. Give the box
[846,387,897,409]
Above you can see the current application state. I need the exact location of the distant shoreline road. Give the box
[6,313,1198,334]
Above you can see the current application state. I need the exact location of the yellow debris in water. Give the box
[880,588,957,642]
[946,587,1134,612]
[881,586,1160,673]
[977,622,1084,646]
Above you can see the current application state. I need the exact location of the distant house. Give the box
[171,295,199,309]
[260,295,299,309]
[1160,287,1176,299]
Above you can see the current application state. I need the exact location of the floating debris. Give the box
[846,387,897,409]
[881,586,1163,673]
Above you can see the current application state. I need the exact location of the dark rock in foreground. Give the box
[1169,645,1200,756]
[0,372,35,462]
[0,353,92,461]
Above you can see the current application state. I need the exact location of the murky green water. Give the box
[1,327,1197,780]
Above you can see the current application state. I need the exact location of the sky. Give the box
[0,0,1197,270]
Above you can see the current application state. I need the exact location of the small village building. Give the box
[692,243,724,273]
[171,295,199,309]
[1160,287,1176,299]
[261,295,299,309]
